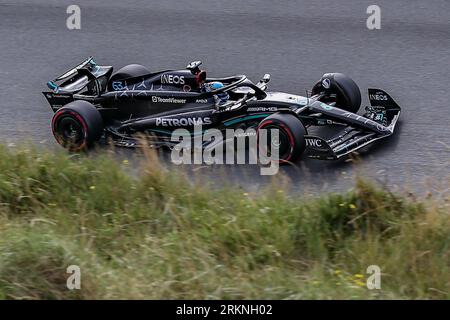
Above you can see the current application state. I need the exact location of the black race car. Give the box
[44,57,401,162]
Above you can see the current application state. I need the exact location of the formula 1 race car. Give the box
[44,57,401,162]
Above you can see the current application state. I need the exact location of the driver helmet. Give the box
[205,81,229,105]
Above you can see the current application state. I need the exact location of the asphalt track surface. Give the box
[0,0,449,193]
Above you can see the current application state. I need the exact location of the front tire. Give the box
[52,101,103,151]
[257,113,306,163]
[312,73,361,113]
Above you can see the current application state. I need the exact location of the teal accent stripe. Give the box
[147,129,173,135]
[224,114,270,126]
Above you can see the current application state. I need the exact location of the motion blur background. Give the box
[0,0,449,193]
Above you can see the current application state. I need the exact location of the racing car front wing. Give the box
[303,88,401,160]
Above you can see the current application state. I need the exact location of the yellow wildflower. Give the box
[354,280,366,287]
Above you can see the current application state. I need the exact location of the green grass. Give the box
[0,144,449,299]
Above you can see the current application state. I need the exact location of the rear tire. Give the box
[312,73,361,113]
[52,101,103,151]
[257,113,306,163]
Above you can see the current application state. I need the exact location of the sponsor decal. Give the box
[369,93,388,101]
[322,78,331,89]
[195,99,209,103]
[374,113,384,122]
[156,117,212,127]
[306,138,323,148]
[247,107,278,112]
[47,94,72,99]
[152,96,186,104]
[317,119,335,125]
[137,80,147,89]
[161,74,185,85]
[343,111,388,131]
[376,123,388,131]
[214,106,232,113]
[112,81,124,91]
[320,102,333,110]
[234,130,257,138]
[289,96,308,105]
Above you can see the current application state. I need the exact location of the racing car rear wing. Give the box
[46,57,112,93]
[54,56,96,81]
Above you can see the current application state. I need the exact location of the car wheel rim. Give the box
[259,124,293,161]
[54,115,86,150]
